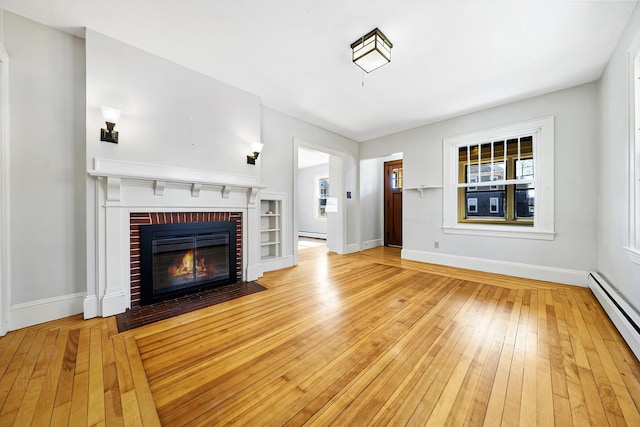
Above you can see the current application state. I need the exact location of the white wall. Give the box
[4,12,86,306]
[598,3,640,312]
[85,30,261,173]
[360,83,599,284]
[298,163,328,236]
[0,12,86,329]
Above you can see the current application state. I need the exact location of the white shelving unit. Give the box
[260,198,281,260]
[259,193,291,273]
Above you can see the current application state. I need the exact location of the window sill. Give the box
[624,247,640,265]
[442,225,555,240]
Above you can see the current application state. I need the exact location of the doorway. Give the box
[384,159,403,247]
[293,139,346,266]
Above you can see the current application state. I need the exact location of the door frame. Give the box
[384,159,403,247]
[0,44,10,336]
[293,138,346,266]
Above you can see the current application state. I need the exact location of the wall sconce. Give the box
[247,142,264,165]
[351,28,393,73]
[100,106,121,143]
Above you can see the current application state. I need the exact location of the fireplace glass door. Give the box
[140,221,236,305]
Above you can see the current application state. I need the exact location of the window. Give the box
[316,176,329,219]
[458,136,534,225]
[392,167,403,189]
[443,117,555,240]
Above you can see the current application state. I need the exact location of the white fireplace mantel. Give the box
[88,158,265,203]
[85,158,265,318]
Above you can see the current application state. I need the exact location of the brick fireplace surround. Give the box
[86,158,264,319]
[129,211,243,307]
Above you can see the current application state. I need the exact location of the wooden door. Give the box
[384,159,403,247]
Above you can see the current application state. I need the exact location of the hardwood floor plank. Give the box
[10,329,59,425]
[553,289,591,426]
[166,268,442,425]
[102,328,124,427]
[385,284,488,425]
[575,290,640,426]
[536,289,555,426]
[0,330,37,408]
[258,277,466,427]
[88,326,106,426]
[482,289,524,426]
[119,390,143,427]
[31,329,69,425]
[434,288,506,426]
[124,336,161,426]
[0,329,27,379]
[50,328,80,426]
[68,327,91,426]
[562,290,609,426]
[456,288,515,426]
[113,336,144,425]
[148,266,404,410]
[0,328,48,425]
[501,290,531,427]
[545,294,572,425]
[0,246,639,425]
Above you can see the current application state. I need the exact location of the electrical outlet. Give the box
[434,241,439,249]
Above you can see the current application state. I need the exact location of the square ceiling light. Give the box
[351,28,393,73]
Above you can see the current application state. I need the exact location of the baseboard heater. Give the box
[588,272,640,361]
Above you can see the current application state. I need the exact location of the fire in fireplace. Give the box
[139,221,237,305]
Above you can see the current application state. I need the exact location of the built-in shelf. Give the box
[258,192,292,272]
[406,185,442,198]
[260,197,282,260]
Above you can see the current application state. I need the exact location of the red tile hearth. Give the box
[115,281,266,332]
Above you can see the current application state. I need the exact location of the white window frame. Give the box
[489,197,499,214]
[442,116,555,240]
[315,174,329,220]
[626,34,640,264]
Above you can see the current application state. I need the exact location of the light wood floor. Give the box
[1,246,639,426]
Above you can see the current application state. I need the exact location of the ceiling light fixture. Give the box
[351,28,393,73]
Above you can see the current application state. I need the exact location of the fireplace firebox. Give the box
[139,221,237,305]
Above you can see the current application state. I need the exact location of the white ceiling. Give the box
[3,0,637,141]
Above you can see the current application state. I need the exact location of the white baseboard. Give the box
[401,249,589,287]
[83,295,99,319]
[361,239,383,250]
[589,272,640,361]
[260,255,294,273]
[298,232,327,239]
[345,243,360,254]
[9,292,85,331]
[101,292,128,317]
[246,263,263,281]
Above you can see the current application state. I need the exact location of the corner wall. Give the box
[598,3,640,313]
[3,11,86,329]
[360,83,599,285]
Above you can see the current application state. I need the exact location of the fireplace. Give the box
[139,221,237,305]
